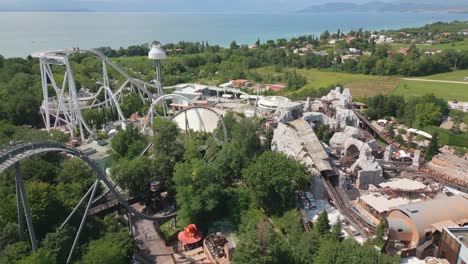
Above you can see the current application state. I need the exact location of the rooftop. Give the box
[379,178,427,191]
[446,226,468,248]
[77,140,110,161]
[360,193,409,213]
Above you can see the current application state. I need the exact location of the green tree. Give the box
[424,132,439,160]
[230,41,239,49]
[243,152,310,215]
[315,210,331,236]
[79,230,133,264]
[414,102,442,128]
[111,156,156,197]
[0,241,31,263]
[330,217,343,241]
[17,248,57,264]
[121,93,144,117]
[373,220,386,247]
[152,118,184,185]
[25,181,63,237]
[173,159,224,229]
[233,210,291,264]
[0,217,19,251]
[111,122,148,159]
[231,117,262,159]
[41,226,75,264]
[210,142,244,186]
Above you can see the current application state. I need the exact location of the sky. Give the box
[0,0,463,12]
[0,0,384,12]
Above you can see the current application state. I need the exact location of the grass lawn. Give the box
[423,69,468,82]
[254,66,401,99]
[430,39,468,51]
[160,219,180,239]
[392,80,468,101]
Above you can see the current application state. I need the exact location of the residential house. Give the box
[441,32,451,38]
[231,79,252,88]
[341,54,359,63]
[346,36,356,43]
[396,47,410,56]
[348,48,360,54]
[267,82,287,92]
[424,48,442,55]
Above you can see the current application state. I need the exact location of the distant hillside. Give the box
[298,1,468,13]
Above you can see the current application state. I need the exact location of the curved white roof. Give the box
[172,108,225,133]
[258,96,291,110]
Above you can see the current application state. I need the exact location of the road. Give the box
[402,78,468,85]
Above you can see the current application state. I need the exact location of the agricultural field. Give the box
[254,67,401,99]
[392,79,468,101]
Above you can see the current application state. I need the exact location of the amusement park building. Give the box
[386,195,468,258]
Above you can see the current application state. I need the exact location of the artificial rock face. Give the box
[271,122,326,198]
[329,126,360,149]
[276,102,304,123]
[344,137,383,189]
[335,107,360,128]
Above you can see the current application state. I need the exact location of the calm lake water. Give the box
[1,12,468,57]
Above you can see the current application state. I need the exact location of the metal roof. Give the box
[387,195,468,246]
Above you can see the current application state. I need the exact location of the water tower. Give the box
[148,44,166,96]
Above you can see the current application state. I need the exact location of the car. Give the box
[452,98,458,104]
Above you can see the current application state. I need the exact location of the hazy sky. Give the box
[0,0,384,12]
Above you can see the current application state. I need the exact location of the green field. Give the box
[392,79,468,101]
[423,69,468,81]
[430,39,468,51]
[390,39,468,52]
[254,67,401,99]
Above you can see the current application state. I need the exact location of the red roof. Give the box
[268,83,287,91]
[178,224,203,244]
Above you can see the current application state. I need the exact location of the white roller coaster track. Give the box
[32,48,161,141]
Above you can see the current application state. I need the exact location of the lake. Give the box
[1,12,467,57]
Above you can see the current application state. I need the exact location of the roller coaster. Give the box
[0,141,175,263]
[32,48,161,141]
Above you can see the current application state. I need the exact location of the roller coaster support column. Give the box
[15,168,24,241]
[60,183,96,229]
[66,179,99,264]
[15,163,38,252]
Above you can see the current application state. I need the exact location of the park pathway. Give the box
[132,204,175,264]
[402,78,468,85]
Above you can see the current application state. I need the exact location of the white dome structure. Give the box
[258,96,291,111]
[148,44,166,60]
[172,107,226,133]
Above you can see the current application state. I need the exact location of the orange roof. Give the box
[178,224,203,244]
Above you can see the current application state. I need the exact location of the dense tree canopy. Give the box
[111,122,148,159]
[243,151,310,215]
[173,159,224,230]
[111,156,157,197]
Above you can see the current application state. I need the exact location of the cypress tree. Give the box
[315,210,331,236]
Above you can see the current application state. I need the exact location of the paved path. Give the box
[402,78,468,85]
[132,204,174,264]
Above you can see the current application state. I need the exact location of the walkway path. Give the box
[402,78,468,85]
[132,204,174,264]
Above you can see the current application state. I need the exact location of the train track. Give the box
[321,173,376,238]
